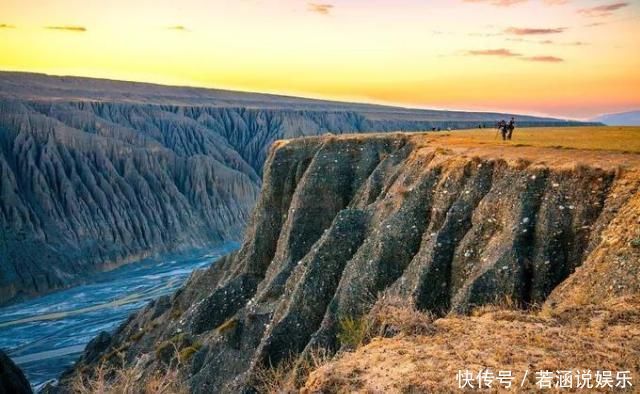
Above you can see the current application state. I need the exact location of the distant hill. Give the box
[592,110,640,126]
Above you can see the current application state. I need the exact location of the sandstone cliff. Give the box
[58,131,639,393]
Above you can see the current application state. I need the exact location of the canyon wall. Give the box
[58,133,639,393]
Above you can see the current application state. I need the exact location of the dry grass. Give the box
[317,126,640,154]
[72,334,196,394]
[336,293,436,351]
[366,293,435,338]
[430,126,640,153]
[337,316,369,351]
[71,358,187,394]
[253,348,333,394]
[315,126,640,174]
[303,295,640,393]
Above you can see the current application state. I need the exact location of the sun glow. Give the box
[1,0,639,118]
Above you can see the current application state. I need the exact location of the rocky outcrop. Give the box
[0,350,32,394]
[0,72,597,304]
[58,133,638,393]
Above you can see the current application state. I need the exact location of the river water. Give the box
[0,243,237,390]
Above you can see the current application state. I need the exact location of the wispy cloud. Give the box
[578,2,628,17]
[466,48,522,57]
[0,24,16,29]
[505,27,566,35]
[463,0,526,6]
[522,55,564,62]
[465,48,564,63]
[508,38,588,46]
[542,0,569,5]
[45,25,87,32]
[166,25,189,32]
[308,3,334,15]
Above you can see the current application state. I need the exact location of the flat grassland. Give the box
[432,126,640,153]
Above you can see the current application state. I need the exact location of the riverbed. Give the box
[0,243,237,390]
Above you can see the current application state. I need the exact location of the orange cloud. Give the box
[466,48,521,56]
[522,55,564,62]
[308,3,333,15]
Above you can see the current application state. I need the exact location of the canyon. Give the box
[0,72,593,305]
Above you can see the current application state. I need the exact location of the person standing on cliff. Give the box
[497,120,508,140]
[507,117,515,140]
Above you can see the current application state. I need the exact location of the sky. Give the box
[0,0,639,119]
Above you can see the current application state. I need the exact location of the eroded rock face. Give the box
[0,100,260,304]
[0,72,596,304]
[59,134,636,393]
[0,350,32,394]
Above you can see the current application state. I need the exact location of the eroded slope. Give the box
[59,133,640,393]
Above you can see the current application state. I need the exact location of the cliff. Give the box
[0,72,596,304]
[58,130,640,393]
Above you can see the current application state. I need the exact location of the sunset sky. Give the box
[1,0,639,119]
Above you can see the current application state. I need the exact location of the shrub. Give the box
[337,316,369,350]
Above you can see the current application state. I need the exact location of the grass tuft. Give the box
[216,318,238,335]
[337,316,369,351]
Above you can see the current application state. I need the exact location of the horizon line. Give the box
[0,68,611,122]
